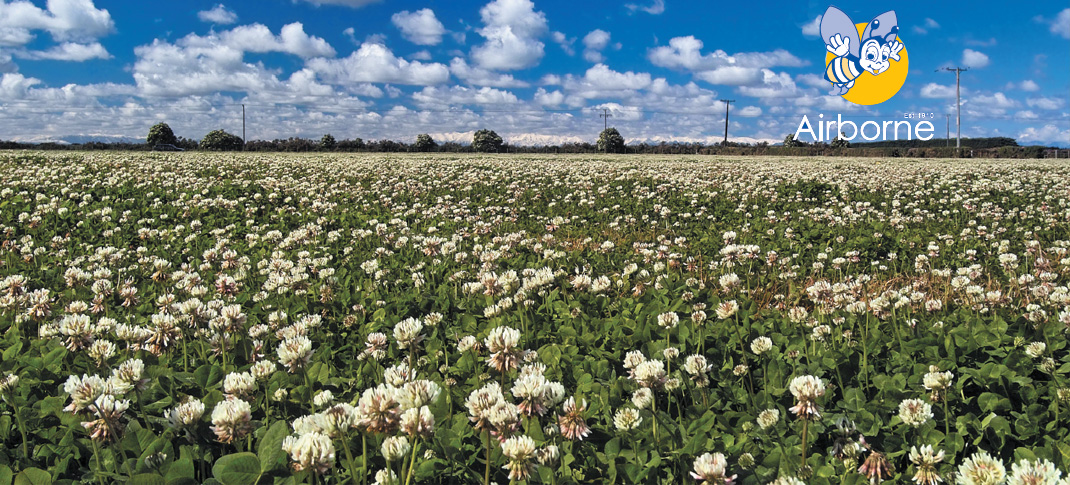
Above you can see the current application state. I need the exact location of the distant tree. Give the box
[200,129,244,151]
[830,132,850,149]
[337,138,365,151]
[414,134,437,152]
[597,127,626,153]
[320,133,336,151]
[472,129,503,153]
[147,123,178,146]
[783,134,801,147]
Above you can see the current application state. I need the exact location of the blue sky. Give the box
[1,0,1067,146]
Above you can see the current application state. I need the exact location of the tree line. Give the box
[0,123,1062,158]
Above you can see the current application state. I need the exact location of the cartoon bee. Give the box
[820,6,904,95]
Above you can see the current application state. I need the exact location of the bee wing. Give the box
[820,6,861,58]
[862,10,899,44]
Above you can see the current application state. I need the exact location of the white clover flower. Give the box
[381,436,410,462]
[210,398,252,444]
[613,408,642,431]
[223,372,256,398]
[750,336,773,355]
[757,408,780,430]
[957,450,1006,485]
[501,435,537,481]
[1008,458,1061,485]
[690,452,735,485]
[313,390,334,407]
[1024,342,1046,358]
[631,388,653,409]
[898,398,933,427]
[282,431,335,474]
[393,317,424,348]
[788,375,825,419]
[277,336,313,372]
[715,300,739,320]
[657,312,679,329]
[250,360,277,380]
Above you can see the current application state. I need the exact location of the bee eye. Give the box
[867,53,875,60]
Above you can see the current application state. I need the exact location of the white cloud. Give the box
[649,36,806,76]
[391,9,446,46]
[913,17,939,34]
[582,29,610,63]
[1037,8,1070,39]
[295,0,382,8]
[920,83,957,98]
[471,0,547,70]
[0,0,114,44]
[737,69,797,98]
[550,31,574,55]
[533,87,564,106]
[449,57,528,87]
[1014,110,1038,120]
[961,49,989,69]
[132,23,337,97]
[207,23,335,58]
[412,85,518,107]
[801,15,821,37]
[625,0,664,15]
[16,41,109,61]
[1018,124,1070,145]
[1005,79,1039,92]
[695,66,762,86]
[309,42,449,86]
[563,63,652,98]
[198,4,237,24]
[737,106,762,117]
[1027,96,1065,110]
[970,92,1016,109]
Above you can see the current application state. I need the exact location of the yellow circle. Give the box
[824,22,908,105]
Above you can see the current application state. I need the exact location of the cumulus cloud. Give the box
[471,0,547,70]
[695,66,762,86]
[801,15,821,37]
[309,42,449,86]
[550,31,575,55]
[533,87,564,106]
[649,36,805,85]
[737,69,797,98]
[625,0,664,15]
[1004,79,1039,92]
[449,57,528,87]
[412,85,519,107]
[582,29,610,63]
[198,4,237,24]
[970,92,1016,109]
[920,83,957,98]
[1018,123,1070,145]
[0,0,114,44]
[1027,96,1065,110]
[132,23,336,97]
[562,63,652,99]
[15,41,109,61]
[961,49,989,68]
[391,8,446,45]
[1035,8,1070,39]
[737,106,762,117]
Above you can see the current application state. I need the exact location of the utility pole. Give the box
[720,99,734,146]
[946,114,949,147]
[242,104,246,151]
[939,67,968,149]
[599,108,612,132]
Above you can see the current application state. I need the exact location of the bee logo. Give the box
[820,6,908,105]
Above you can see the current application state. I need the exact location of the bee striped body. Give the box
[824,55,862,85]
